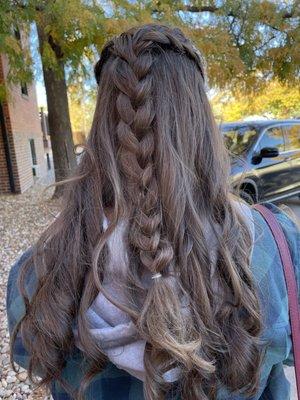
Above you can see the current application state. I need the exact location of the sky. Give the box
[36,82,47,108]
[30,25,47,108]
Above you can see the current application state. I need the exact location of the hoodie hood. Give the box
[75,201,255,382]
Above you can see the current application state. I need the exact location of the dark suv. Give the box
[221,119,300,203]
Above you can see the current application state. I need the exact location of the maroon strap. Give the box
[254,204,300,398]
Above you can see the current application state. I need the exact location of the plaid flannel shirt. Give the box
[6,203,300,400]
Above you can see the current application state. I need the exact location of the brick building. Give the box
[0,53,49,194]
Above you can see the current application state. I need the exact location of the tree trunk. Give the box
[37,26,77,198]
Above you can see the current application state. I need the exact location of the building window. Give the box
[21,83,28,96]
[29,139,37,165]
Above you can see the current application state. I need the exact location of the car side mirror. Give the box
[260,147,279,158]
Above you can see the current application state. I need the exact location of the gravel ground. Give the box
[0,180,298,399]
[0,177,58,400]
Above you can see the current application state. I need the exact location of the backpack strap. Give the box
[254,204,300,399]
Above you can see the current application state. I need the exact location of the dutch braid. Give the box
[112,34,167,275]
[95,25,205,278]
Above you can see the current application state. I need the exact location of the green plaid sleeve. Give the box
[266,203,300,367]
[6,248,35,371]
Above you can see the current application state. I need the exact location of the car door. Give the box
[252,125,290,200]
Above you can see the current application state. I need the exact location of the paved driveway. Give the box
[277,196,299,400]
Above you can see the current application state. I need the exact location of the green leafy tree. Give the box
[34,1,105,196]
[100,0,300,88]
[1,0,104,196]
[212,80,300,122]
[68,83,95,143]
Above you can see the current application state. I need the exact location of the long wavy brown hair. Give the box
[11,24,263,399]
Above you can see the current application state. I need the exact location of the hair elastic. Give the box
[151,273,162,280]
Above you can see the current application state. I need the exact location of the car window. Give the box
[222,127,258,155]
[259,127,285,151]
[284,124,300,150]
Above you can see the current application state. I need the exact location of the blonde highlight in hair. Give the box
[12,24,263,400]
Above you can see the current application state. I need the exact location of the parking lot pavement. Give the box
[276,196,299,400]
